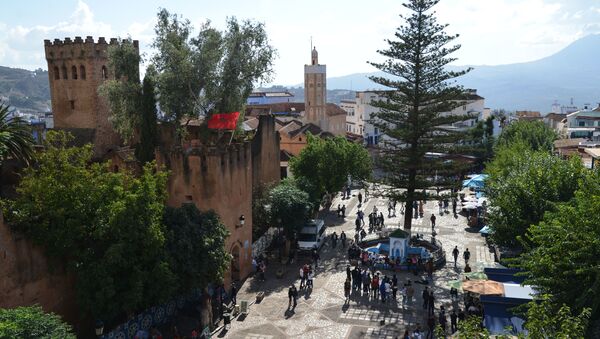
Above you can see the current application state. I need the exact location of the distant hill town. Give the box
[0,66,50,113]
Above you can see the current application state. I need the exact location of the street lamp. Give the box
[236,214,245,228]
[95,320,104,337]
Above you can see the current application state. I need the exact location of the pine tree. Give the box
[369,0,474,229]
[136,68,158,164]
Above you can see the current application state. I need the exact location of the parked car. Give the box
[297,219,326,251]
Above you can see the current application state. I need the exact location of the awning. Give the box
[481,296,527,335]
[462,280,504,295]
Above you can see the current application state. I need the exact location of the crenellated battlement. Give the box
[44,36,139,61]
[43,36,139,48]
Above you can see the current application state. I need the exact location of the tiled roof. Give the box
[544,113,567,122]
[553,138,586,149]
[280,149,294,162]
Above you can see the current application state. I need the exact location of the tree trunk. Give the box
[404,168,417,230]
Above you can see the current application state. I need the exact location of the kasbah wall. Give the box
[157,114,280,289]
[0,212,82,330]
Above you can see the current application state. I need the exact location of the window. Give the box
[101,65,108,79]
[53,66,59,80]
[579,121,585,127]
[80,65,86,80]
[71,66,78,79]
[61,66,67,79]
[70,100,75,110]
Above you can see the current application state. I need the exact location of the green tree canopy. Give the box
[267,180,312,237]
[289,135,371,206]
[135,67,159,163]
[164,203,230,294]
[367,0,475,229]
[0,102,34,166]
[486,147,586,247]
[98,38,142,140]
[3,131,175,322]
[152,9,275,127]
[496,120,557,153]
[516,177,600,321]
[0,306,75,339]
[523,295,590,339]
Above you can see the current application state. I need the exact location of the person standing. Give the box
[450,310,458,334]
[452,246,459,267]
[430,214,436,230]
[312,249,320,268]
[419,201,424,218]
[463,248,471,265]
[299,266,305,289]
[337,204,342,217]
[340,231,347,248]
[346,265,352,283]
[379,212,385,228]
[342,205,346,217]
[422,287,429,310]
[372,274,380,300]
[438,200,443,214]
[358,191,363,206]
[380,279,387,303]
[413,201,418,219]
[332,232,338,248]
[360,229,367,241]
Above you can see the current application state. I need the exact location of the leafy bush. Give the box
[0,306,75,339]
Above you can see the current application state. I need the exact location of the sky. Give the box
[1,0,600,85]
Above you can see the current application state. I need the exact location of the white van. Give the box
[297,219,326,251]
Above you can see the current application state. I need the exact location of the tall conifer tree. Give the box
[369,0,474,229]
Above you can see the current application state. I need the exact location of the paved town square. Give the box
[221,190,494,338]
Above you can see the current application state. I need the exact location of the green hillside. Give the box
[0,66,50,112]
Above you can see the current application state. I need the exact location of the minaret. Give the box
[304,46,327,129]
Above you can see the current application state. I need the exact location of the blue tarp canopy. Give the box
[479,225,492,235]
[481,296,528,335]
[463,174,489,189]
[484,268,526,284]
[366,242,390,254]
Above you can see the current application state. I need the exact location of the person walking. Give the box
[346,265,352,282]
[439,310,447,334]
[363,273,371,296]
[360,229,367,241]
[379,212,385,228]
[452,246,459,267]
[307,270,314,289]
[372,274,380,300]
[422,287,429,310]
[450,310,458,334]
[337,204,342,217]
[332,232,338,248]
[463,248,471,265]
[288,285,297,309]
[312,249,320,268]
[341,205,346,217]
[358,191,363,206]
[419,200,424,218]
[452,197,457,215]
[430,214,436,230]
[358,209,365,226]
[340,231,347,248]
[438,200,443,214]
[427,314,436,339]
[407,283,415,305]
[344,279,351,304]
[380,279,387,303]
[428,291,435,315]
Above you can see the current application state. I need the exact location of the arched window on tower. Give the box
[101,65,108,80]
[71,66,78,80]
[53,66,59,80]
[80,65,86,80]
[61,66,67,79]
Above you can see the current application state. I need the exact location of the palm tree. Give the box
[0,102,34,166]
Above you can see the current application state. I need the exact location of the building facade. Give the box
[341,89,486,146]
[44,36,131,157]
[247,91,294,105]
[565,106,600,140]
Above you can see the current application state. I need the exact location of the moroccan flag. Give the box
[207,112,240,130]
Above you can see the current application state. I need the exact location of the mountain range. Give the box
[0,66,50,112]
[291,34,600,112]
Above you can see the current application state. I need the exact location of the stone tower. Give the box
[43,36,139,157]
[304,46,327,128]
